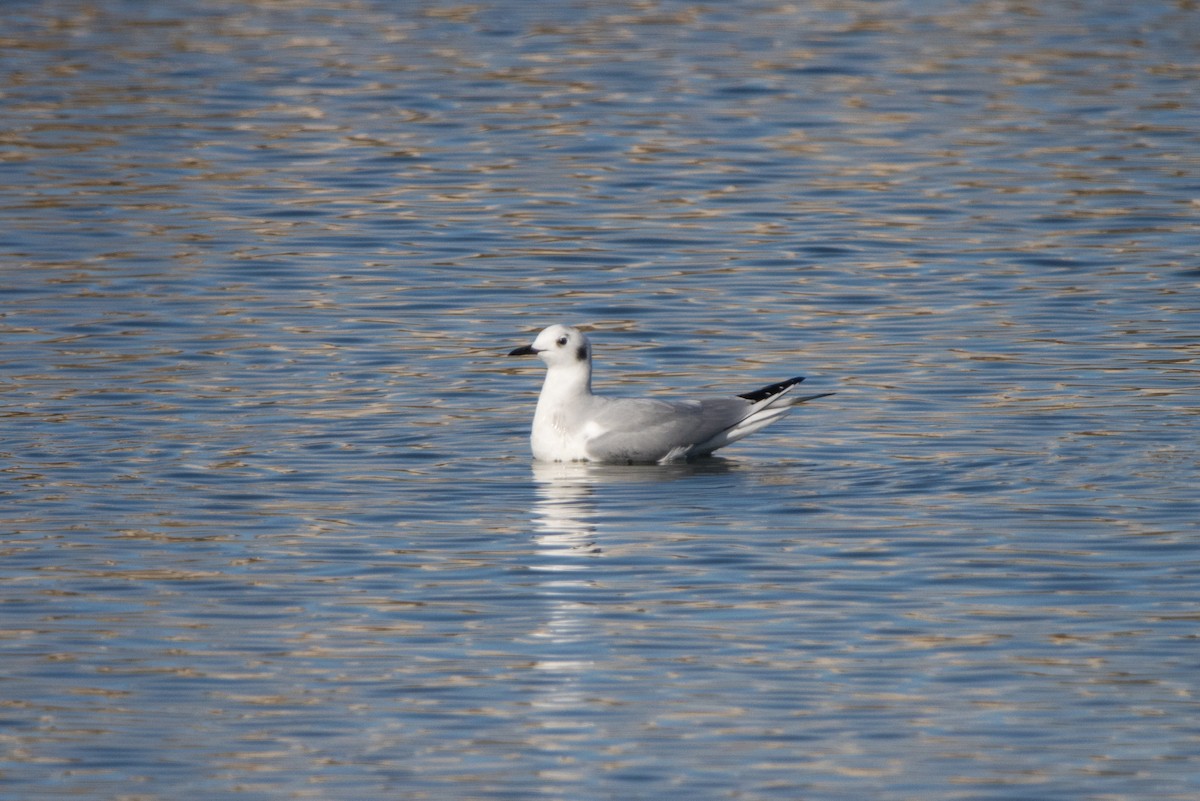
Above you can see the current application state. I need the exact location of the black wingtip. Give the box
[792,391,836,405]
[738,376,806,403]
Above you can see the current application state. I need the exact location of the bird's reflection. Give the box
[529,461,602,568]
[530,457,737,564]
[526,462,603,687]
[525,458,736,677]
[521,458,739,791]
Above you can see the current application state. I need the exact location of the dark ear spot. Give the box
[576,344,588,362]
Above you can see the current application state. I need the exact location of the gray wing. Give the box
[583,396,749,463]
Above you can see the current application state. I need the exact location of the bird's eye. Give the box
[556,336,568,346]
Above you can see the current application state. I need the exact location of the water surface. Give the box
[2,1,1198,799]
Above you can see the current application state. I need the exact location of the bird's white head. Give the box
[508,324,591,369]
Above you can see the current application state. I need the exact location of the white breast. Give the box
[530,410,592,462]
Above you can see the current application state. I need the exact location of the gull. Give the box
[508,324,833,463]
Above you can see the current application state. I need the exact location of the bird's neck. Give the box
[538,362,592,406]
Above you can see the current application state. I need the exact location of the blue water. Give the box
[2,1,1198,799]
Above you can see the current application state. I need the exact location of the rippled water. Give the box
[2,1,1199,799]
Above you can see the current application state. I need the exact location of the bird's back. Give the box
[582,395,750,463]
